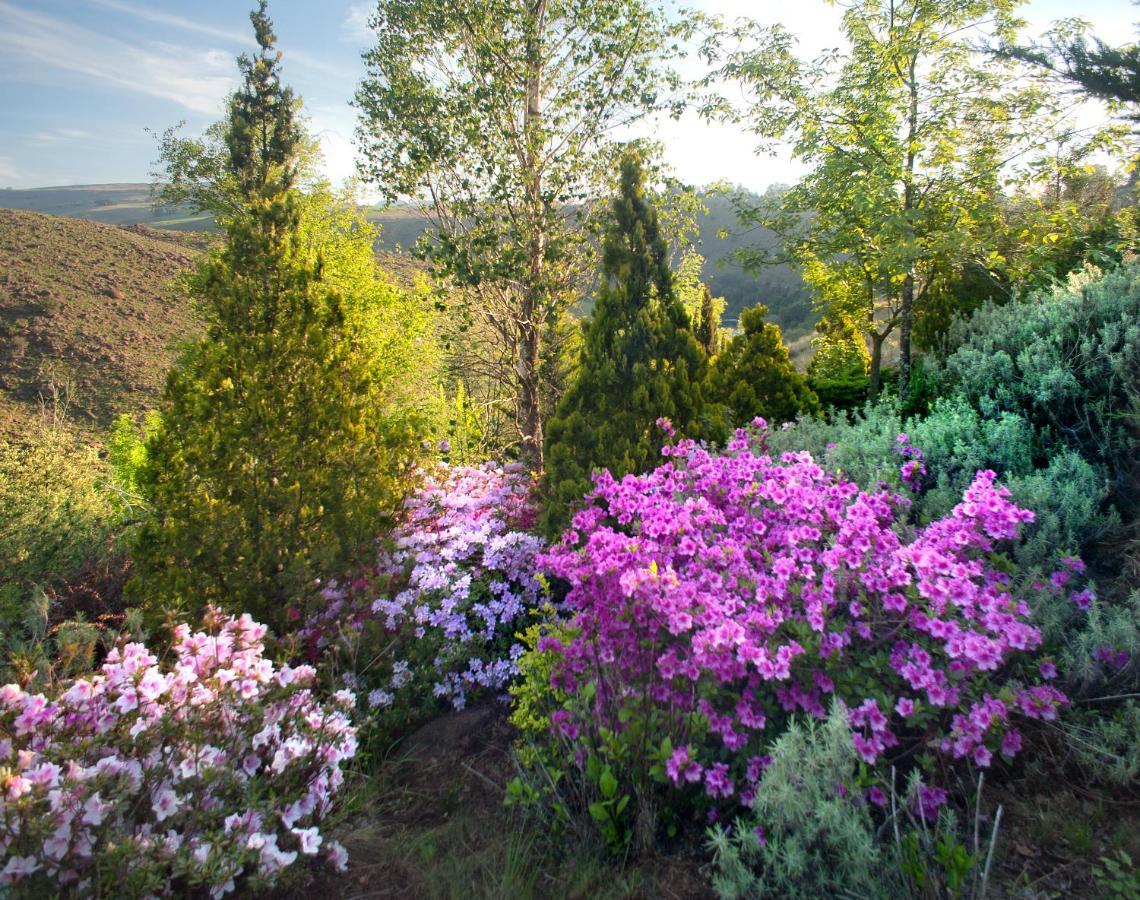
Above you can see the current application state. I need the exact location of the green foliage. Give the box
[806,314,871,411]
[769,395,1115,574]
[107,410,162,502]
[0,420,139,687]
[1066,698,1140,787]
[355,0,702,466]
[705,303,818,431]
[0,425,117,616]
[705,0,1107,392]
[944,263,1140,507]
[129,10,425,630]
[508,614,573,762]
[707,706,889,900]
[1094,849,1140,900]
[890,775,999,900]
[542,150,707,533]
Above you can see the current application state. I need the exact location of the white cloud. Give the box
[0,155,21,184]
[86,0,248,44]
[0,1,234,115]
[344,3,374,44]
[83,0,356,80]
[31,128,92,144]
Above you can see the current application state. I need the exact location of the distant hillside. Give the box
[0,184,214,231]
[1,183,817,342]
[0,209,205,439]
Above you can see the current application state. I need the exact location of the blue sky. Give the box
[0,0,1134,194]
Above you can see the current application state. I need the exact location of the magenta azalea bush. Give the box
[0,611,356,898]
[304,462,545,716]
[535,421,1070,818]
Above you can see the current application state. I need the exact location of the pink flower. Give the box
[292,826,323,855]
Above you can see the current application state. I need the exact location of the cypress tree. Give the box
[130,2,422,629]
[695,283,720,356]
[705,303,818,433]
[542,149,705,534]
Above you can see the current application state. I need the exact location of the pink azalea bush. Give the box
[304,462,545,717]
[0,610,356,897]
[535,421,1069,820]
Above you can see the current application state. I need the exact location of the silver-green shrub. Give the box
[944,263,1140,501]
[707,706,891,900]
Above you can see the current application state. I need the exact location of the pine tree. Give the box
[695,283,720,356]
[130,2,423,629]
[541,150,706,534]
[705,304,818,432]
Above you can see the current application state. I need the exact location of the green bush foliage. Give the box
[944,263,1140,507]
[542,150,706,534]
[0,421,136,687]
[704,304,818,432]
[768,397,1115,574]
[707,706,890,900]
[128,20,424,630]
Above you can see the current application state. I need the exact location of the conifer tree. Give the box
[705,304,818,432]
[542,150,705,534]
[695,283,721,356]
[130,2,422,629]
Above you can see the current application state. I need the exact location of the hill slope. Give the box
[0,183,818,341]
[0,209,205,439]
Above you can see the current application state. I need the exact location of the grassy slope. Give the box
[0,209,207,440]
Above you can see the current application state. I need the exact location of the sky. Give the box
[0,0,1134,195]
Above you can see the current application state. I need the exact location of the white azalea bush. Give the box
[0,610,357,898]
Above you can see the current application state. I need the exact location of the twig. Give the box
[462,761,502,792]
[980,803,1002,900]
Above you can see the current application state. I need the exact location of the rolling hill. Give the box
[0,183,818,342]
[0,209,207,440]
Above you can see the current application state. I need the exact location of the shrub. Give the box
[303,463,544,739]
[528,422,1067,848]
[704,304,818,433]
[0,610,356,897]
[0,424,134,688]
[707,706,889,900]
[542,150,706,534]
[943,263,1140,506]
[129,19,426,629]
[768,398,1116,575]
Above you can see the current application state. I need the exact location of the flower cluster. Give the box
[537,423,1067,810]
[895,433,926,491]
[304,462,545,712]
[0,611,356,897]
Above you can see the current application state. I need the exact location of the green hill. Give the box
[0,209,207,439]
[0,183,817,342]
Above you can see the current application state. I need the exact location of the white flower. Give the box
[292,826,323,855]
[152,786,182,822]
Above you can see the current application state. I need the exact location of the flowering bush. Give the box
[0,610,356,897]
[304,462,545,721]
[533,421,1069,833]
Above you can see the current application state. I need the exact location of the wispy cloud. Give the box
[0,155,21,184]
[87,0,248,45]
[0,1,234,115]
[31,128,91,144]
[344,2,374,43]
[84,0,356,79]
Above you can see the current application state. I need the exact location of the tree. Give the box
[541,150,706,533]
[354,0,699,469]
[130,3,424,629]
[1002,22,1140,126]
[705,304,818,430]
[675,249,727,355]
[705,0,1074,396]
